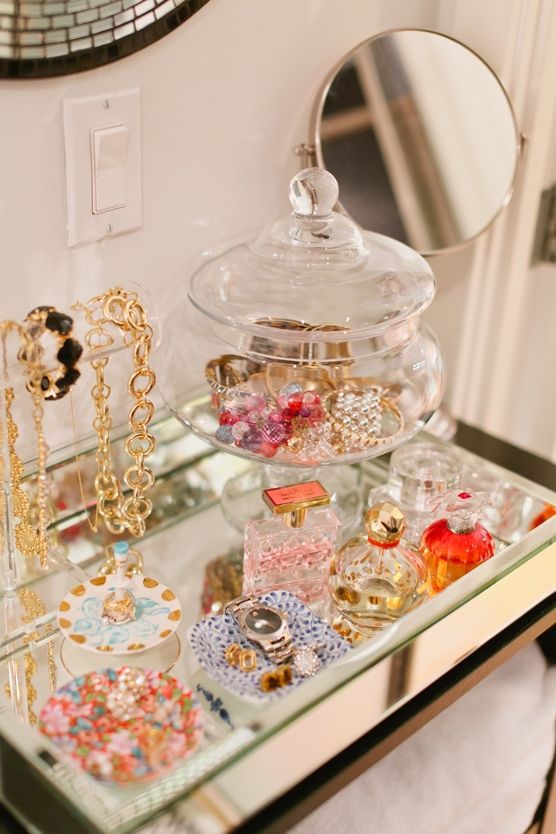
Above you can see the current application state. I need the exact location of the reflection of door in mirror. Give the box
[317,31,519,254]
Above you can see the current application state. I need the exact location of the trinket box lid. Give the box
[188,168,436,342]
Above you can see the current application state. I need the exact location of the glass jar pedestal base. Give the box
[221,463,363,536]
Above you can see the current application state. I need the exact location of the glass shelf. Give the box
[0,415,554,834]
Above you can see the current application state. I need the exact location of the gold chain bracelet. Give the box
[73,287,156,538]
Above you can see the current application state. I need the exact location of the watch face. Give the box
[244,606,283,636]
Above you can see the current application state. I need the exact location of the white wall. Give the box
[0,0,443,317]
[3,0,538,458]
[1,0,454,452]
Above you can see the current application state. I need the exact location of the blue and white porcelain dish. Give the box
[57,575,182,655]
[188,590,351,702]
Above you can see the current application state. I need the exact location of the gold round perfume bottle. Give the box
[329,502,429,634]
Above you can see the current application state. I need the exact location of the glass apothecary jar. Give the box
[161,168,444,467]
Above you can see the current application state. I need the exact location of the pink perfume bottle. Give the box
[419,491,495,592]
[243,481,341,604]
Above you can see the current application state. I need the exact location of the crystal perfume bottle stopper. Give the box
[434,490,491,534]
[289,167,339,218]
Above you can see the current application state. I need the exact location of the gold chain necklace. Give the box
[4,588,58,725]
[20,329,50,568]
[4,388,42,558]
[1,323,50,568]
[73,287,156,538]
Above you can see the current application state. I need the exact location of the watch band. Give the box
[265,632,294,664]
[225,595,294,664]
[224,594,259,618]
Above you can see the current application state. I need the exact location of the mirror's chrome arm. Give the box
[294,144,317,169]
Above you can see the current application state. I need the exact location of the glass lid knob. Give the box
[289,167,339,218]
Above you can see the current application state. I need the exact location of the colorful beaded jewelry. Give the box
[39,667,203,785]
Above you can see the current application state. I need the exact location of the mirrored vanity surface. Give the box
[0,414,554,834]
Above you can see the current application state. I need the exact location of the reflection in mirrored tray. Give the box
[312,29,521,254]
[0,411,554,833]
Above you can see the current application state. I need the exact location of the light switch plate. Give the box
[63,88,141,247]
[91,124,128,214]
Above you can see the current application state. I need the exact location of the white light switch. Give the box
[63,88,141,246]
[91,124,128,213]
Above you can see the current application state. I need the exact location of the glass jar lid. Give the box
[188,168,436,343]
[390,442,463,511]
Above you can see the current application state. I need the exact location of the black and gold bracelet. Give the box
[22,306,83,400]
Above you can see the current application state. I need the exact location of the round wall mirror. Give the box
[311,29,521,255]
[0,0,209,77]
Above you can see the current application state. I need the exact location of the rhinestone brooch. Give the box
[292,646,321,678]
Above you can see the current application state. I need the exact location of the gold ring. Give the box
[265,362,335,401]
[239,648,257,672]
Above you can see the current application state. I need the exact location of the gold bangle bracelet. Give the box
[324,387,404,453]
[204,355,248,396]
[340,376,403,400]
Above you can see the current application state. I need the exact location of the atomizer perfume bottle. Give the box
[368,442,463,545]
[329,502,429,634]
[243,481,341,605]
[419,491,495,592]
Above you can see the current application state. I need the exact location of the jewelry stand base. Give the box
[221,463,364,535]
[60,632,181,679]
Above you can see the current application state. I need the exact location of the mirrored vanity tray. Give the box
[0,409,554,834]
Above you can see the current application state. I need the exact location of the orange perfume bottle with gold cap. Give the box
[243,481,341,604]
[329,502,429,634]
[419,491,495,592]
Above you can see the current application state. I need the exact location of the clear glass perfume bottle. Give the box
[368,442,463,545]
[419,491,495,592]
[329,502,429,634]
[243,481,341,605]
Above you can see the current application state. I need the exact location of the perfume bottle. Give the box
[329,502,429,634]
[419,491,495,592]
[243,481,341,604]
[368,442,463,545]
[530,503,556,531]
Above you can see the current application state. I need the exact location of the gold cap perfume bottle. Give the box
[243,481,341,605]
[329,501,429,634]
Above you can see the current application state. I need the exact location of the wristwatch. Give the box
[224,594,294,664]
